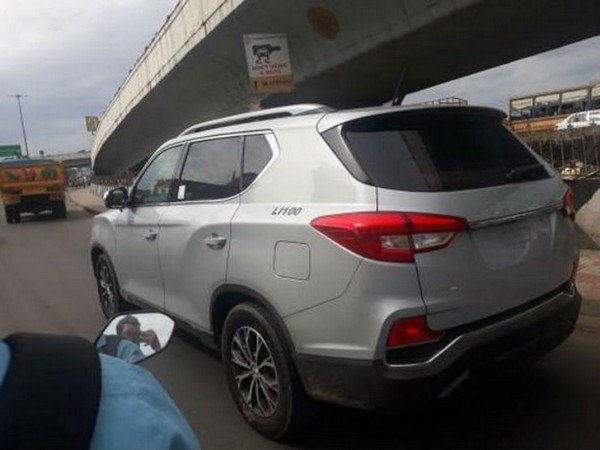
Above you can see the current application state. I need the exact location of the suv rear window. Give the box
[341,113,550,192]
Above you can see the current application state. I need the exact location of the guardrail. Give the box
[518,125,600,180]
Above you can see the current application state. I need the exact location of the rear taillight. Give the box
[310,212,468,263]
[386,316,444,348]
[561,188,575,220]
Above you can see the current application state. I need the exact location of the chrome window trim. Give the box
[167,131,279,206]
[128,131,279,208]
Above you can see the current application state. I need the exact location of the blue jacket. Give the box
[0,341,200,450]
[96,335,147,364]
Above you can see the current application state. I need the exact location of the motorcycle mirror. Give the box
[95,311,175,364]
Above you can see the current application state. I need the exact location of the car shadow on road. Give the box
[292,365,586,450]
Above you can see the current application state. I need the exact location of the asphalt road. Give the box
[0,198,599,450]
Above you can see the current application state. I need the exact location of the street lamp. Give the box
[7,94,30,158]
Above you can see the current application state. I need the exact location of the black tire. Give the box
[4,205,19,224]
[52,200,67,219]
[222,303,312,440]
[4,206,13,224]
[94,253,130,318]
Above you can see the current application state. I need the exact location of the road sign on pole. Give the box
[0,144,22,159]
[243,34,293,94]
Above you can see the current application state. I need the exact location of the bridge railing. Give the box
[93,0,239,161]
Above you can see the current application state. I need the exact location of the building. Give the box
[509,82,600,121]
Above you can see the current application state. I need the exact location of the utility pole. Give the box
[8,94,30,158]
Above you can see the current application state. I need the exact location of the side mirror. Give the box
[95,311,175,364]
[103,187,128,209]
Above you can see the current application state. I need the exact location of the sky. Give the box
[404,35,600,109]
[0,0,177,156]
[0,2,599,156]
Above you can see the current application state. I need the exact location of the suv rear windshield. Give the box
[341,112,550,192]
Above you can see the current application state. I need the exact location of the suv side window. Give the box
[177,137,242,201]
[241,135,272,190]
[132,145,182,205]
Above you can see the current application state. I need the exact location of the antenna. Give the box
[391,68,407,106]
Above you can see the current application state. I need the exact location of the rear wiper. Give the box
[506,163,544,180]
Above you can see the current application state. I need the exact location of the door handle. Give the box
[144,231,158,241]
[204,234,227,249]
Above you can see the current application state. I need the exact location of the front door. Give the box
[159,136,243,331]
[114,145,183,309]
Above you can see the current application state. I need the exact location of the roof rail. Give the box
[179,104,333,136]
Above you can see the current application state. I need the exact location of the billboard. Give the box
[0,144,22,158]
[243,33,293,94]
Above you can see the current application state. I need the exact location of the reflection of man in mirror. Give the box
[97,315,161,363]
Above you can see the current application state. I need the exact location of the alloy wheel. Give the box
[230,326,280,417]
[97,262,117,317]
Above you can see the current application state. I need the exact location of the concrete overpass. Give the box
[52,151,91,169]
[92,0,600,175]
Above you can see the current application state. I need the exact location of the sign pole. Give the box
[8,94,30,158]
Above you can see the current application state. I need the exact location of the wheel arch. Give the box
[210,284,297,354]
[90,243,109,268]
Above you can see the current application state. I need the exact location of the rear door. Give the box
[340,110,578,330]
[159,136,242,331]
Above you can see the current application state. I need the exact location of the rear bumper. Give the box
[18,194,52,212]
[7,193,64,211]
[294,284,581,411]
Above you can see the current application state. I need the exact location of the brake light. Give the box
[386,316,443,348]
[561,188,575,220]
[310,212,468,263]
[21,168,36,181]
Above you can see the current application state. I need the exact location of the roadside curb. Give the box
[67,191,105,215]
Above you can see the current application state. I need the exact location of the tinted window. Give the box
[342,113,550,192]
[132,145,182,205]
[242,135,272,190]
[570,114,585,123]
[177,137,241,201]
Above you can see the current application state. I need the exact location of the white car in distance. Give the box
[556,109,600,130]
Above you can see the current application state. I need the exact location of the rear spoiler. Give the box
[317,105,506,133]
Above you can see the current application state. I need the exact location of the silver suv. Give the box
[91,104,581,439]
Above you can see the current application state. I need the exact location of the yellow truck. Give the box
[0,159,67,223]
